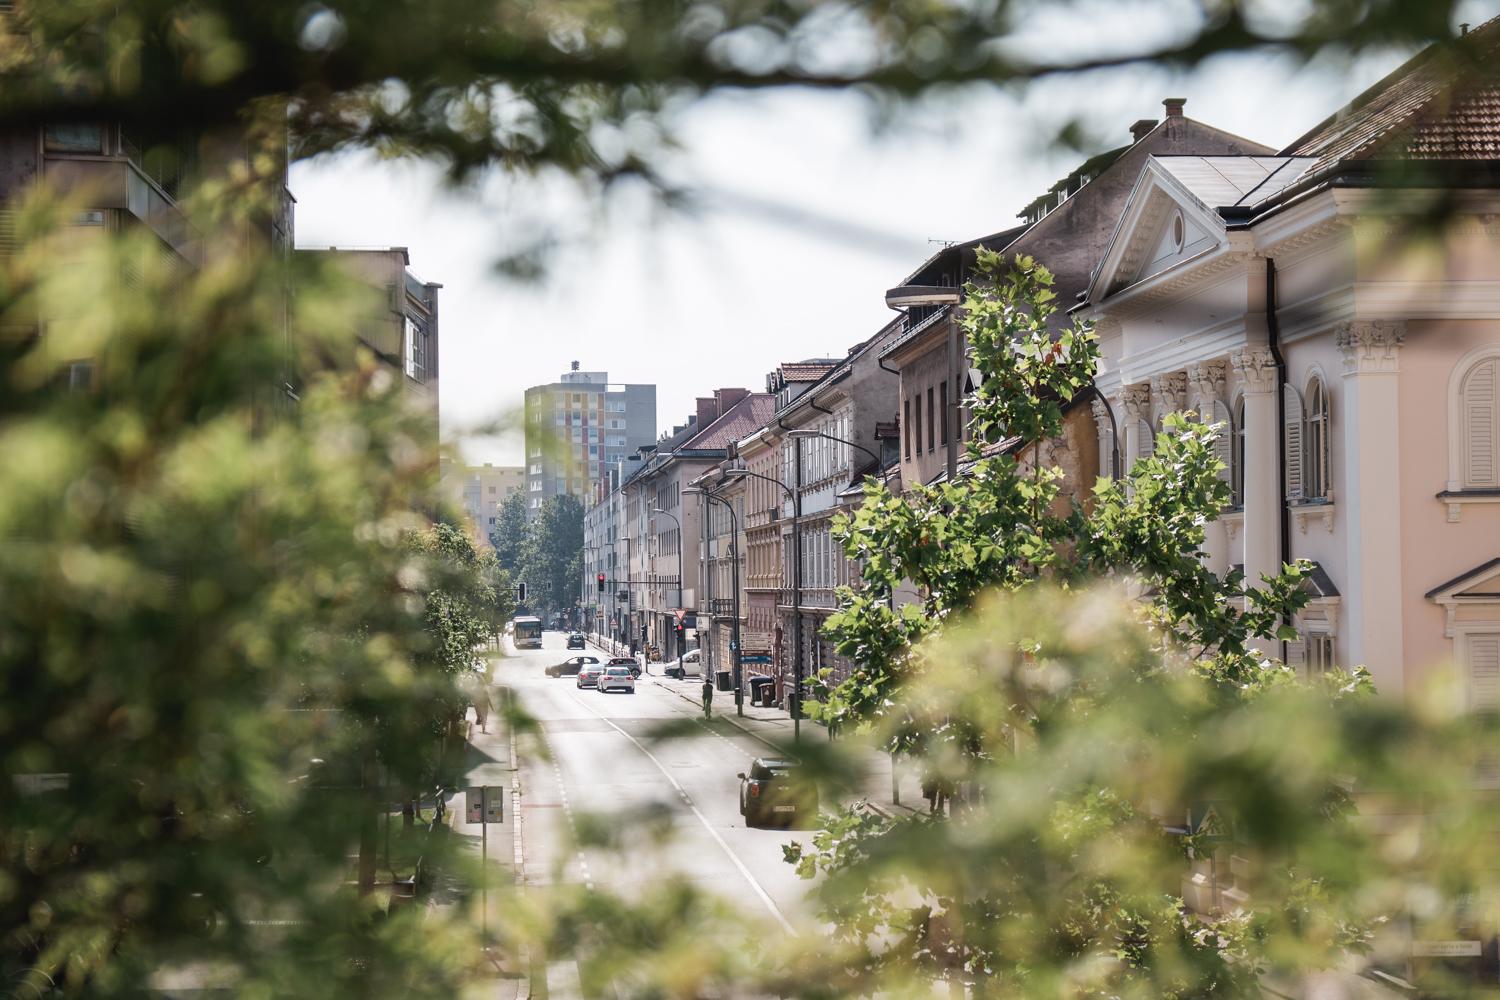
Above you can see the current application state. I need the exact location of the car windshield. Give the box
[606,668,630,676]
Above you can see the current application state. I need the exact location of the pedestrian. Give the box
[701,677,713,718]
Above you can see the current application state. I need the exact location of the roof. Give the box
[898,223,1029,287]
[681,393,776,450]
[1152,155,1318,210]
[781,360,842,382]
[1281,18,1500,171]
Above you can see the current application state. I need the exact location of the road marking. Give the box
[562,688,797,936]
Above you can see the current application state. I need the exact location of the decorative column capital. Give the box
[1231,348,1278,395]
[1150,371,1189,416]
[1122,383,1152,421]
[1336,320,1405,375]
[1187,361,1228,409]
[1090,396,1111,426]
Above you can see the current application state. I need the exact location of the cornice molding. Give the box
[1336,320,1405,375]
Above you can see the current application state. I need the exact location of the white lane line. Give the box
[563,689,797,936]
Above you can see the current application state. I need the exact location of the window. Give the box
[44,124,107,154]
[403,317,429,382]
[1303,377,1330,501]
[940,381,949,446]
[1232,396,1246,509]
[904,398,912,459]
[1306,635,1335,674]
[1460,358,1498,488]
[488,486,496,494]
[914,395,923,456]
[927,388,935,452]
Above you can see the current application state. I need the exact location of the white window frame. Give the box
[1445,347,1500,523]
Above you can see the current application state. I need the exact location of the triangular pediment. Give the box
[1427,557,1500,602]
[1086,165,1230,304]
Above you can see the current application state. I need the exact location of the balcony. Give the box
[43,155,197,263]
[708,598,736,620]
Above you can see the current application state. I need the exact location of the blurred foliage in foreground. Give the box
[791,585,1500,998]
[0,191,489,996]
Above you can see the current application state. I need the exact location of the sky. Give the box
[289,3,1496,467]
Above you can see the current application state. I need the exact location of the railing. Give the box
[708,598,736,619]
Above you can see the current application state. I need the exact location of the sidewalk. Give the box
[442,667,527,999]
[586,633,921,818]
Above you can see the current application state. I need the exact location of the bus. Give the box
[512,615,543,649]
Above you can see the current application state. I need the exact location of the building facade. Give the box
[1079,37,1500,716]
[444,463,525,549]
[523,363,655,516]
[300,246,442,450]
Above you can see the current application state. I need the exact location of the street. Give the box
[499,630,817,993]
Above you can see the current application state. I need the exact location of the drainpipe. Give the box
[1265,258,1290,663]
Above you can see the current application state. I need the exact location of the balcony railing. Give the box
[708,598,736,619]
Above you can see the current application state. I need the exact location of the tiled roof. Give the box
[681,393,776,450]
[1281,18,1500,170]
[781,360,841,382]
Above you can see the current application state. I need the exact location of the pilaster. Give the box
[1150,371,1189,418]
[1337,320,1406,695]
[1232,348,1280,656]
[1187,361,1228,414]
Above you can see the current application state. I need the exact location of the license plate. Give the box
[773,805,795,813]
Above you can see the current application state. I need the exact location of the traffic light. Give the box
[516,582,527,603]
[596,573,605,593]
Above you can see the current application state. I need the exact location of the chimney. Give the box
[1130,118,1157,143]
[571,360,580,371]
[715,387,751,414]
[695,397,718,429]
[1162,97,1186,119]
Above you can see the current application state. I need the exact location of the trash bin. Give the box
[715,670,733,692]
[749,676,774,706]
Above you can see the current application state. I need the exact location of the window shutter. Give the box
[1283,383,1305,502]
[1137,418,1154,460]
[1464,360,1498,488]
[1212,400,1233,484]
[1285,637,1306,670]
[1469,633,1500,711]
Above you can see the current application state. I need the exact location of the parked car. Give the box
[607,656,643,678]
[597,666,636,694]
[665,648,702,680]
[546,655,598,678]
[738,757,818,828]
[576,663,606,689]
[567,633,586,649]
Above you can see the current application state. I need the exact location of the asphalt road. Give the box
[502,631,816,944]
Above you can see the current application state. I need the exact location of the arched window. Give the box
[1303,376,1330,501]
[1461,358,1498,488]
[1232,396,1247,509]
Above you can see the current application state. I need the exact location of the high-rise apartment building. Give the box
[524,363,655,515]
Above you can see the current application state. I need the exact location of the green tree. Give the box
[520,494,585,616]
[819,252,1324,741]
[490,489,527,576]
[0,203,482,997]
[784,254,1372,992]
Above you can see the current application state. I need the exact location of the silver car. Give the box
[597,666,636,694]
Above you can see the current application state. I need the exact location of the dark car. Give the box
[546,655,598,678]
[738,757,818,828]
[567,633,586,650]
[607,656,643,678]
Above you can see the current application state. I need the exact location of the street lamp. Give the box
[719,464,805,743]
[651,506,683,658]
[785,428,884,474]
[684,485,743,717]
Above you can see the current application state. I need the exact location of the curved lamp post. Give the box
[683,485,742,716]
